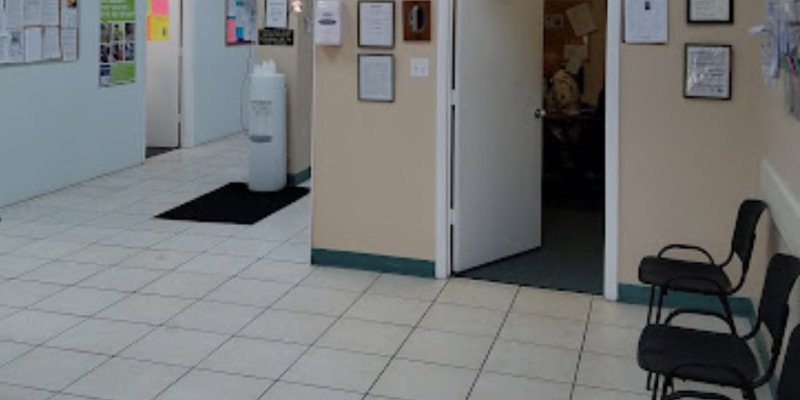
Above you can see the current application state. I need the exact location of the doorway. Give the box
[146,0,183,157]
[446,0,609,295]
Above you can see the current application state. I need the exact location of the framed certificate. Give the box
[359,54,395,102]
[358,1,395,48]
[688,0,733,24]
[684,44,732,100]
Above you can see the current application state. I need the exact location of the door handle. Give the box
[534,108,547,119]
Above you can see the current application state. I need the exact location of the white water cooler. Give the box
[249,63,287,192]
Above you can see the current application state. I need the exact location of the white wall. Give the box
[0,1,147,207]
[183,1,253,146]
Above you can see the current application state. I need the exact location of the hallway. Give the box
[0,135,762,400]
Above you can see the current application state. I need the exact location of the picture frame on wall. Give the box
[684,43,732,100]
[358,54,395,102]
[358,1,396,48]
[687,0,733,24]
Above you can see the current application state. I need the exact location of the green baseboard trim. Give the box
[312,249,435,278]
[617,284,754,317]
[288,168,311,186]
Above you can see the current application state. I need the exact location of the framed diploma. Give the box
[359,54,395,102]
[684,44,732,100]
[358,1,396,48]
[688,0,733,24]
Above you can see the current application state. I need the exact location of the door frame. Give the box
[435,0,621,301]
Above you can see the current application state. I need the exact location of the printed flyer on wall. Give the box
[99,0,136,87]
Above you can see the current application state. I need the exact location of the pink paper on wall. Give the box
[226,18,238,43]
[151,0,169,16]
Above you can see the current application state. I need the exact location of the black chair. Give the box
[662,324,800,400]
[639,200,768,330]
[637,253,800,400]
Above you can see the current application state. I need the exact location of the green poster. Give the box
[99,0,137,87]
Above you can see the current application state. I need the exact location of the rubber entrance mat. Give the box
[157,183,309,225]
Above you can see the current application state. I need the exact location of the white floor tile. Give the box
[420,303,505,338]
[0,280,64,307]
[484,341,580,383]
[265,243,311,264]
[208,238,283,258]
[140,271,228,299]
[19,261,106,285]
[50,226,123,244]
[47,319,153,355]
[499,313,586,350]
[99,230,175,248]
[0,235,34,254]
[438,279,518,311]
[0,310,84,345]
[398,328,493,369]
[12,239,87,259]
[512,287,591,321]
[0,347,107,391]
[97,294,193,325]
[273,286,361,317]
[65,358,188,400]
[576,352,649,394]
[589,299,650,329]
[261,382,362,400]
[152,233,226,252]
[156,369,271,400]
[370,359,477,400]
[583,323,642,359]
[31,287,128,316]
[206,278,293,307]
[344,294,430,326]
[79,267,165,292]
[0,342,33,367]
[469,373,571,400]
[177,254,258,276]
[0,383,53,399]
[571,386,650,400]
[0,255,52,279]
[120,326,229,367]
[300,268,379,292]
[184,223,248,237]
[239,309,336,345]
[318,319,412,356]
[200,337,306,379]
[238,260,314,284]
[283,347,389,393]
[167,301,262,334]
[62,244,141,266]
[120,249,198,270]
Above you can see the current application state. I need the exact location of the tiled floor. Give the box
[0,135,772,400]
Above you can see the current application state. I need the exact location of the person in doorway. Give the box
[543,51,583,179]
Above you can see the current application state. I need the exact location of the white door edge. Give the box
[435,0,622,301]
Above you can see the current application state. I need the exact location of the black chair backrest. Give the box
[730,200,768,270]
[758,254,800,354]
[777,326,800,400]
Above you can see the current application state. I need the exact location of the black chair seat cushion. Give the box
[638,325,759,387]
[639,256,733,294]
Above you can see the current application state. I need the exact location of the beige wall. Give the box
[617,0,765,297]
[312,0,438,261]
[256,0,314,175]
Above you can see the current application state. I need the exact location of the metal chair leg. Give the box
[650,374,661,400]
[647,286,656,324]
[655,289,667,324]
[720,296,738,335]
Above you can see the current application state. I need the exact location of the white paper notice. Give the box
[689,0,730,22]
[359,2,394,47]
[624,0,668,44]
[42,0,60,26]
[24,27,42,63]
[0,34,10,64]
[359,55,393,102]
[24,0,43,26]
[266,0,289,28]
[8,30,24,63]
[5,0,24,30]
[42,26,60,59]
[61,0,79,29]
[61,28,77,61]
[566,3,597,36]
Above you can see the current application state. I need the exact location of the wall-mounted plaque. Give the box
[685,44,732,100]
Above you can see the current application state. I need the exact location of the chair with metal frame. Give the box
[661,323,800,400]
[637,253,800,400]
[639,199,768,331]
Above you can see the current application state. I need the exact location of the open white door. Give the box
[146,0,182,148]
[452,0,544,273]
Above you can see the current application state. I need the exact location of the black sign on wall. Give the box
[259,28,295,46]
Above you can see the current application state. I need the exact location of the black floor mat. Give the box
[157,183,309,225]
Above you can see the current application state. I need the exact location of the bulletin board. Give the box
[544,1,593,66]
[226,0,257,45]
[0,0,80,65]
